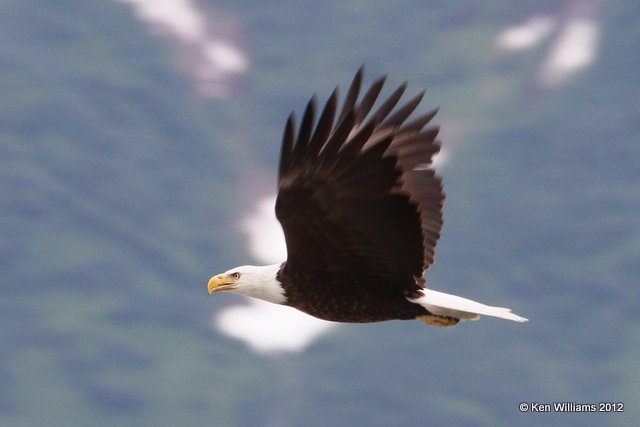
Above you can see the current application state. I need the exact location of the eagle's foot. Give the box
[417,314,459,327]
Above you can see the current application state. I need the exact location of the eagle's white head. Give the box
[207,263,286,304]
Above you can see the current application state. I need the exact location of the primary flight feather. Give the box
[208,67,527,326]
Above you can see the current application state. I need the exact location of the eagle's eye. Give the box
[231,272,241,280]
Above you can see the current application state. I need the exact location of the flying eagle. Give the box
[208,68,527,326]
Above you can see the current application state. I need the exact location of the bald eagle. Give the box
[208,68,527,326]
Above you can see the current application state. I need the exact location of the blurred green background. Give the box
[2,0,638,426]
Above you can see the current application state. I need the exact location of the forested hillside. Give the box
[1,1,638,426]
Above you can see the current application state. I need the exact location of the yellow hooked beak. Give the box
[207,274,235,294]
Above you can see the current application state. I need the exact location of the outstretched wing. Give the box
[276,67,443,292]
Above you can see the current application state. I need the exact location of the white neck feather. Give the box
[225,263,286,304]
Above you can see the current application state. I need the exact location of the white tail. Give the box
[409,289,528,322]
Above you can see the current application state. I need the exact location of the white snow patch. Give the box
[118,0,204,40]
[496,16,556,51]
[540,18,599,87]
[117,0,248,97]
[202,41,247,74]
[241,195,287,264]
[214,300,336,355]
[431,146,449,170]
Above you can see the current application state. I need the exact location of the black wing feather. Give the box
[307,88,337,157]
[356,76,386,122]
[337,67,363,125]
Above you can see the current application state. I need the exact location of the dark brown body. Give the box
[278,265,428,322]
